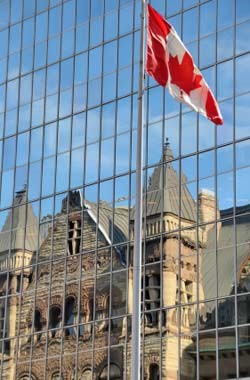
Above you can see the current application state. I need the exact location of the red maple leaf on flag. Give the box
[168,52,203,96]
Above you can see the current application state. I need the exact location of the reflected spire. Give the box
[163,138,174,161]
[14,185,27,205]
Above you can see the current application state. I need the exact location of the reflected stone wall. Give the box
[1,149,248,379]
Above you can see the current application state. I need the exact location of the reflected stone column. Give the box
[122,268,133,336]
[9,275,17,349]
[8,275,18,380]
[162,266,176,324]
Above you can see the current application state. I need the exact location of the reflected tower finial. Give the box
[163,137,174,161]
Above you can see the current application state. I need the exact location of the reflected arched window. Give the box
[49,306,61,337]
[34,309,42,341]
[64,297,75,336]
[99,364,121,380]
[79,299,93,336]
[149,364,159,380]
[81,368,92,380]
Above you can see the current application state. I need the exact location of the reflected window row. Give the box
[1,51,250,118]
[1,29,139,87]
[2,0,249,48]
[0,2,140,74]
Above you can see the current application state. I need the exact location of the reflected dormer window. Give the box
[34,309,42,341]
[68,219,81,255]
[64,297,76,336]
[49,306,61,337]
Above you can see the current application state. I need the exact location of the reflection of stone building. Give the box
[0,145,249,379]
[127,143,205,380]
[0,189,128,379]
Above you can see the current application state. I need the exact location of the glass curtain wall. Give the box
[0,0,249,379]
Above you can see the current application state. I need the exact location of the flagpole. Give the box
[132,1,146,379]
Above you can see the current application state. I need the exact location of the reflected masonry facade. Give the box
[0,0,249,379]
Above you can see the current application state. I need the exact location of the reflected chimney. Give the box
[198,189,221,233]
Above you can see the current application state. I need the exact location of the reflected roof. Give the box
[0,190,39,254]
[64,191,128,265]
[145,143,196,221]
[202,206,250,300]
[84,200,128,245]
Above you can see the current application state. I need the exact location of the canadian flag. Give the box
[146,4,223,125]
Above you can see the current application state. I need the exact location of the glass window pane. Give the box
[104,10,118,41]
[217,60,233,100]
[9,24,21,54]
[76,0,89,24]
[0,30,8,60]
[236,54,250,96]
[5,109,17,136]
[3,136,16,171]
[56,152,69,192]
[47,63,59,95]
[218,0,233,29]
[7,79,19,110]
[72,112,85,149]
[75,53,87,85]
[217,28,234,61]
[119,3,133,35]
[20,74,32,106]
[48,36,60,64]
[31,99,44,127]
[235,93,250,140]
[22,18,35,49]
[35,11,48,44]
[200,0,216,36]
[236,0,250,23]
[33,69,46,101]
[76,24,88,53]
[28,161,41,200]
[70,147,84,188]
[42,156,55,196]
[89,48,102,80]
[183,8,198,43]
[23,0,35,18]
[16,132,29,166]
[44,122,57,157]
[1,170,14,209]
[8,52,20,80]
[49,5,61,37]
[34,41,47,69]
[63,0,75,31]
[60,58,73,90]
[30,127,43,163]
[58,118,71,153]
[61,29,74,59]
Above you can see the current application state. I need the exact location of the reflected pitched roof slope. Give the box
[84,199,129,245]
[0,189,39,254]
[202,206,250,300]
